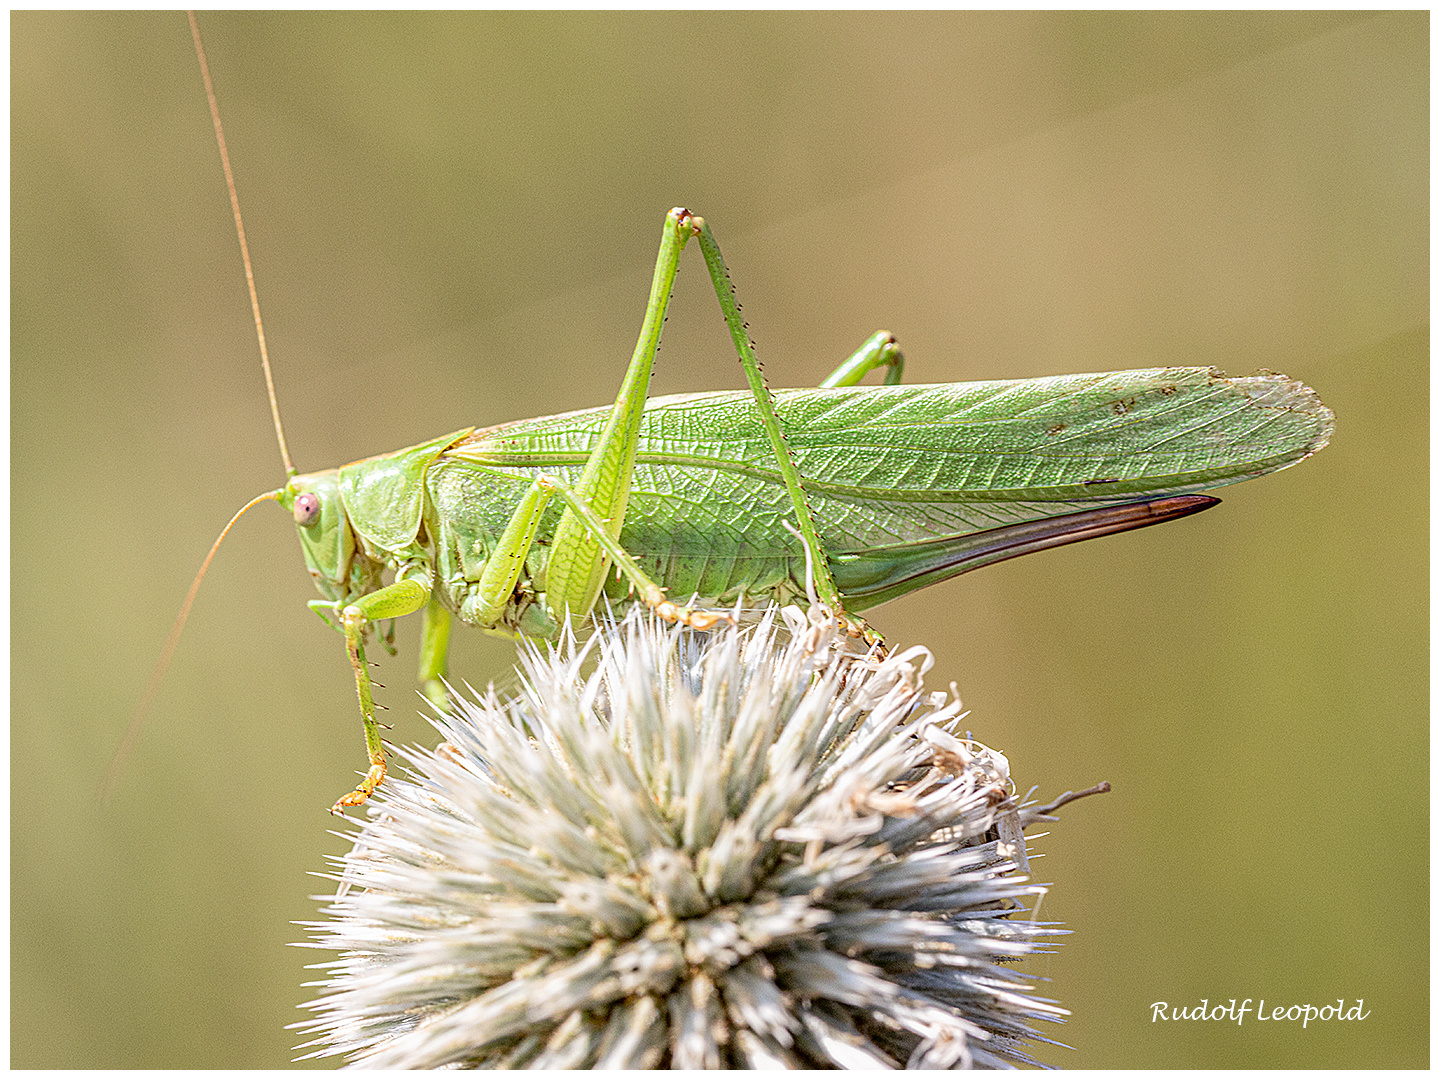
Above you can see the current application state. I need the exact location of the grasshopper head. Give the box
[280,469,356,603]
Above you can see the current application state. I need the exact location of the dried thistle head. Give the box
[294,607,1074,1068]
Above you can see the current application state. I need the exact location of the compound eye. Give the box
[293,492,322,527]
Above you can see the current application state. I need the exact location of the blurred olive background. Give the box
[13,11,1425,1069]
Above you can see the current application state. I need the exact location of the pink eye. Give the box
[294,492,321,527]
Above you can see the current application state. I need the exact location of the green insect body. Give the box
[186,202,1338,816]
[122,19,1331,818]
[278,258,1333,817]
[294,368,1328,641]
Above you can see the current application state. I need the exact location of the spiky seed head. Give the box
[294,606,1072,1068]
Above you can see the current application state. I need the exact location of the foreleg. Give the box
[330,574,430,813]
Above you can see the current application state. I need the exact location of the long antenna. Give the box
[104,489,281,801]
[188,10,295,478]
[105,16,297,801]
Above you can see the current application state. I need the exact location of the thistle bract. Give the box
[295,608,1071,1068]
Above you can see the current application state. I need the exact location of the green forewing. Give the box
[442,368,1332,604]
